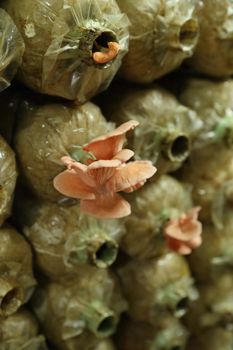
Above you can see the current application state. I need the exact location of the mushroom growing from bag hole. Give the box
[2,0,129,103]
[14,189,126,281]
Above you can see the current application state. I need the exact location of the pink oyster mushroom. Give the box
[164,207,203,255]
[53,120,157,219]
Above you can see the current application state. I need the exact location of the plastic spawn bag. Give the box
[31,270,127,350]
[0,226,37,317]
[0,308,48,350]
[187,0,233,77]
[185,272,233,331]
[186,328,233,350]
[14,190,125,281]
[178,79,233,223]
[3,0,129,103]
[0,9,24,92]
[116,0,201,83]
[14,99,112,201]
[116,315,189,350]
[118,252,198,323]
[180,79,233,151]
[101,83,202,176]
[188,208,233,283]
[121,175,193,260]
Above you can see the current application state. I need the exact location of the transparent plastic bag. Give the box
[116,315,189,350]
[102,83,202,175]
[178,79,233,223]
[14,99,112,201]
[180,79,233,151]
[0,9,24,92]
[188,208,233,282]
[117,0,201,82]
[188,0,233,77]
[121,175,193,260]
[32,270,127,349]
[187,328,233,350]
[0,308,48,350]
[118,252,198,323]
[0,226,37,317]
[185,273,233,331]
[15,190,125,280]
[3,0,129,103]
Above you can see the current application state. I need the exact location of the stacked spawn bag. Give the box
[5,1,233,349]
[0,1,130,347]
[30,269,127,350]
[115,0,201,83]
[176,79,233,345]
[2,0,129,104]
[0,97,48,349]
[178,79,233,224]
[186,0,233,77]
[113,178,200,350]
[0,9,21,226]
[98,82,208,349]
[83,142,201,350]
[101,83,202,177]
[0,308,48,350]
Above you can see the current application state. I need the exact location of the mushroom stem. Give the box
[93,42,120,64]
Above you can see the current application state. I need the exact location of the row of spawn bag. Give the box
[111,79,233,349]
[2,73,231,348]
[0,94,124,347]
[3,0,233,102]
[0,1,128,349]
[2,77,233,349]
[2,2,233,350]
[0,84,198,349]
